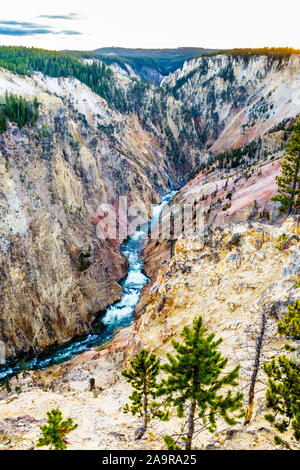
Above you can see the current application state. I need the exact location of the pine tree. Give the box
[272,117,300,214]
[263,355,299,449]
[278,299,300,347]
[0,112,6,133]
[263,298,300,449]
[122,349,167,440]
[160,316,244,450]
[37,408,78,450]
[0,93,38,131]
[33,96,39,111]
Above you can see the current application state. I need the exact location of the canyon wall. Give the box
[0,69,173,359]
[163,54,300,153]
[0,216,298,450]
[0,52,299,449]
[0,52,300,359]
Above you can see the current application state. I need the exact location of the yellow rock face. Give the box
[124,219,299,449]
[133,220,299,358]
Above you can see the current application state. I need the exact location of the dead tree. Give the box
[244,308,267,425]
[89,378,95,391]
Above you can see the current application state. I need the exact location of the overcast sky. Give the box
[0,0,299,51]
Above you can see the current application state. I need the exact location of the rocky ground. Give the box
[0,215,298,450]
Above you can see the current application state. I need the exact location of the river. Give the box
[0,191,176,382]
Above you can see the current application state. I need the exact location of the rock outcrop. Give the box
[163,54,300,156]
[0,217,298,450]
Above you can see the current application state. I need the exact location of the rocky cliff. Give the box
[0,50,300,361]
[0,49,299,449]
[0,216,298,450]
[0,68,175,359]
[160,54,300,163]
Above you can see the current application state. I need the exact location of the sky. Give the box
[0,0,299,51]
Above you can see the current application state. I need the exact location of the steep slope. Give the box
[2,47,300,176]
[1,48,300,362]
[135,122,295,317]
[0,217,298,450]
[162,53,300,161]
[0,49,299,450]
[0,68,174,360]
[107,52,300,174]
[126,217,299,449]
[59,50,300,175]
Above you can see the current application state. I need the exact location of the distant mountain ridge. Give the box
[66,46,300,85]
[69,47,218,84]
[92,46,215,59]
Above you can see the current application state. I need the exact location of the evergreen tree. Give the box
[37,408,78,450]
[263,299,300,449]
[0,93,39,132]
[272,117,300,214]
[122,349,168,440]
[278,299,300,341]
[160,316,244,450]
[263,355,299,449]
[278,299,300,353]
[0,112,6,133]
[0,46,128,112]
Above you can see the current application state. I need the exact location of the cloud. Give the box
[0,20,45,27]
[59,30,82,36]
[0,27,53,36]
[0,19,52,35]
[38,13,82,20]
[0,19,82,36]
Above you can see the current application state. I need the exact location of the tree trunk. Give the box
[136,413,148,440]
[170,211,175,258]
[185,400,197,450]
[185,320,202,449]
[136,382,148,440]
[170,239,176,258]
[244,309,267,425]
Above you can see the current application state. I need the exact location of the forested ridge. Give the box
[0,46,188,170]
[0,45,299,174]
[0,46,126,110]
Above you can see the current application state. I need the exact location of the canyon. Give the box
[0,48,299,450]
